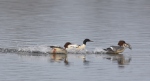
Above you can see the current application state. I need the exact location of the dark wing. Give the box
[104,47,114,52]
[49,46,63,49]
[104,46,119,53]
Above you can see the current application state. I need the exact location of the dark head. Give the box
[64,42,71,49]
[83,39,93,45]
[118,40,132,49]
[118,40,126,46]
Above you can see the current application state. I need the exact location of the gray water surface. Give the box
[0,0,150,81]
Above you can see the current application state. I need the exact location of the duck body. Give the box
[65,39,93,51]
[50,46,67,54]
[104,40,132,54]
[104,46,125,54]
[49,42,71,54]
[49,39,93,54]
[67,44,86,50]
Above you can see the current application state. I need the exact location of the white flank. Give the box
[67,44,86,51]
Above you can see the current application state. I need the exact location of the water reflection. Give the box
[117,55,131,65]
[82,55,90,65]
[16,50,131,67]
[105,54,131,66]
[50,53,69,65]
[49,53,92,66]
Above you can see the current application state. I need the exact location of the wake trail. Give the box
[0,46,106,54]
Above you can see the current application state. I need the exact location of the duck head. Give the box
[118,40,132,50]
[83,39,93,45]
[64,42,72,49]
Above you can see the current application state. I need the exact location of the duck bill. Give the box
[89,40,93,42]
[126,43,132,50]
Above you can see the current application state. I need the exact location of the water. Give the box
[0,0,150,81]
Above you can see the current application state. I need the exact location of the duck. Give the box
[104,40,132,54]
[64,39,93,51]
[49,42,71,54]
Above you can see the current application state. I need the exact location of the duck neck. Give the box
[121,44,126,48]
[119,45,124,48]
[83,41,87,45]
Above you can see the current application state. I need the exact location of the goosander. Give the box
[50,42,71,54]
[104,40,132,54]
[65,39,93,50]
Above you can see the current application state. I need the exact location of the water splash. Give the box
[0,46,130,55]
[17,45,50,53]
[0,48,18,53]
[93,47,106,54]
[0,45,51,54]
[67,48,88,54]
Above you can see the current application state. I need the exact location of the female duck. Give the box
[104,40,132,54]
[65,39,93,50]
[50,42,71,54]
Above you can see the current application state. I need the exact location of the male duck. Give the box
[50,42,71,54]
[104,40,132,54]
[65,39,93,50]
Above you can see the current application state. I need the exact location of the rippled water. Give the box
[0,0,150,81]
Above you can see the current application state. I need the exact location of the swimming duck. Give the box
[104,40,132,54]
[65,39,93,50]
[50,42,71,54]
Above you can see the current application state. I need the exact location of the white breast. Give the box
[68,44,79,48]
[67,44,86,50]
[78,44,86,50]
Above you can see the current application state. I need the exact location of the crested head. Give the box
[118,40,132,49]
[64,42,71,48]
[118,40,126,46]
[83,39,93,45]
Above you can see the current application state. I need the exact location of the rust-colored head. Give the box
[118,40,126,46]
[64,42,71,48]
